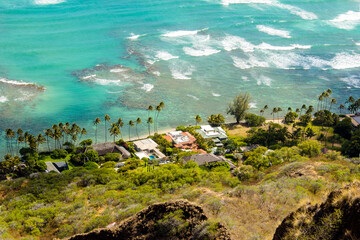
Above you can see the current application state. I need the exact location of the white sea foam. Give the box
[183,46,220,56]
[94,78,121,86]
[212,93,221,97]
[152,71,161,76]
[341,76,360,88]
[329,52,360,69]
[141,83,154,92]
[107,91,123,94]
[232,55,269,69]
[127,33,145,40]
[0,78,35,86]
[162,30,199,38]
[222,35,255,52]
[329,11,360,30]
[0,96,8,103]
[256,25,291,38]
[34,0,65,5]
[155,51,179,61]
[249,102,257,108]
[356,42,360,46]
[256,75,272,86]
[82,74,96,79]
[170,62,195,80]
[257,43,311,51]
[187,94,199,100]
[241,76,249,81]
[110,69,126,73]
[221,0,317,20]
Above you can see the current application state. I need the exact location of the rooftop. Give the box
[182,154,236,169]
[133,138,158,151]
[87,142,131,159]
[196,125,228,140]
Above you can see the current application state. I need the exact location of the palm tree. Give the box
[346,96,355,104]
[300,104,307,117]
[16,128,23,153]
[277,107,282,120]
[44,129,53,152]
[155,102,165,133]
[260,109,264,116]
[78,128,87,143]
[306,105,314,116]
[37,134,46,149]
[195,115,202,126]
[296,108,300,118]
[147,117,153,136]
[155,105,161,133]
[104,114,110,142]
[64,122,70,142]
[287,107,292,112]
[147,105,153,118]
[339,104,345,114]
[110,123,120,142]
[271,108,278,122]
[93,117,101,144]
[5,129,14,154]
[116,118,124,139]
[136,117,142,139]
[317,94,324,112]
[53,128,62,149]
[329,98,336,111]
[128,120,134,140]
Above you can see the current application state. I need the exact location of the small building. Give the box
[53,161,69,172]
[346,113,360,128]
[196,125,228,141]
[114,162,125,168]
[182,154,236,170]
[86,142,131,160]
[240,144,260,153]
[164,131,198,150]
[133,138,166,159]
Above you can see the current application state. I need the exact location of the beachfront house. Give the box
[133,138,166,160]
[86,142,131,160]
[163,131,199,150]
[195,125,228,147]
[182,154,236,170]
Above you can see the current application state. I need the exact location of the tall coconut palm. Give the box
[53,128,62,149]
[17,135,25,152]
[16,128,23,153]
[147,105,153,118]
[339,104,345,114]
[329,98,336,111]
[5,129,14,154]
[260,109,264,116]
[78,128,87,143]
[277,107,282,120]
[110,123,120,142]
[300,104,307,117]
[37,134,46,149]
[44,129,53,152]
[93,117,101,144]
[58,123,64,145]
[147,117,153,136]
[306,105,314,116]
[155,105,162,133]
[104,114,110,142]
[136,117,142,139]
[296,108,300,118]
[155,102,165,133]
[116,118,124,139]
[64,122,70,142]
[128,120,134,141]
[271,108,277,122]
[287,107,292,112]
[195,115,202,126]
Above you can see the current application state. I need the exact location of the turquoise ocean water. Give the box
[0,0,360,155]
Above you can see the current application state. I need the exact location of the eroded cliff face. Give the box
[66,200,231,240]
[273,182,360,240]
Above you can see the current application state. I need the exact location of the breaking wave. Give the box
[34,0,65,5]
[341,76,360,88]
[183,46,220,56]
[329,11,360,30]
[141,83,154,92]
[256,25,291,38]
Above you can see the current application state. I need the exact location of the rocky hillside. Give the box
[273,182,360,240]
[66,200,230,240]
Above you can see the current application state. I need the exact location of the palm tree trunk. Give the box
[136,124,139,139]
[105,122,107,143]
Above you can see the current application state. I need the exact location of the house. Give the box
[133,138,166,159]
[164,131,198,150]
[45,161,68,173]
[196,125,228,142]
[346,113,360,127]
[240,144,260,153]
[86,142,131,160]
[182,154,236,170]
[114,162,125,168]
[53,161,69,172]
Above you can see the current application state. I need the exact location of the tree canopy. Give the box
[227,92,251,123]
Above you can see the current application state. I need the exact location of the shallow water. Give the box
[0,0,359,155]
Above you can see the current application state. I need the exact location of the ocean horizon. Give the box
[0,0,359,155]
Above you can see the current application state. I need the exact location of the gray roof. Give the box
[53,161,68,169]
[87,143,131,159]
[182,154,236,170]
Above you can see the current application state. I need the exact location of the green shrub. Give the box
[104,153,121,162]
[84,162,99,170]
[298,140,322,157]
[244,113,266,127]
[101,161,116,168]
[51,149,68,159]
